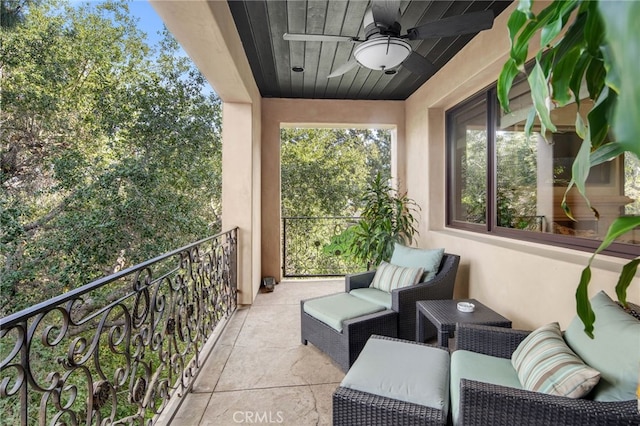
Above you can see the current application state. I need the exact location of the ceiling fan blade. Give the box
[406,10,495,40]
[402,51,437,76]
[284,33,357,43]
[328,59,359,78]
[371,0,401,28]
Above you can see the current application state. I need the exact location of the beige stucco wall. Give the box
[153,0,638,315]
[151,0,262,304]
[261,99,405,282]
[405,1,640,330]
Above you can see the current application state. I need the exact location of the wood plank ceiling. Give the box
[227,0,512,100]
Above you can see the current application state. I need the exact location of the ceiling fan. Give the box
[283,0,495,78]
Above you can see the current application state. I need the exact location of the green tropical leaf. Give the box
[517,0,534,19]
[576,266,595,338]
[599,2,640,159]
[615,259,640,306]
[507,9,528,49]
[541,16,563,48]
[584,1,604,55]
[593,216,640,256]
[571,137,599,220]
[528,61,557,135]
[587,86,615,149]
[497,59,520,112]
[511,7,557,65]
[552,7,585,61]
[589,142,627,167]
[551,48,580,106]
[569,51,591,110]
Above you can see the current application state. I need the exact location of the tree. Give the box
[280,127,390,217]
[0,0,222,315]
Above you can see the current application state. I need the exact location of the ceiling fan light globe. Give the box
[353,38,411,71]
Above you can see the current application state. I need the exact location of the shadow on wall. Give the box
[453,263,470,299]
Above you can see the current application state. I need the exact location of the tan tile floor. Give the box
[164,279,346,425]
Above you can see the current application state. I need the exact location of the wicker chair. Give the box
[301,253,459,371]
[346,253,460,341]
[454,319,640,426]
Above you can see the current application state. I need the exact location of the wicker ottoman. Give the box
[333,335,450,425]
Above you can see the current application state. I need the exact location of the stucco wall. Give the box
[152,0,262,304]
[261,98,405,282]
[405,1,639,329]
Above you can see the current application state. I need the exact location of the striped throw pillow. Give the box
[370,261,424,293]
[511,322,600,398]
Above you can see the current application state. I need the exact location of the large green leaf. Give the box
[589,142,627,167]
[616,259,640,306]
[578,216,640,335]
[584,1,604,55]
[541,16,563,48]
[587,86,615,149]
[593,216,640,256]
[576,266,595,338]
[527,61,557,135]
[570,131,599,219]
[511,6,557,66]
[599,1,640,159]
[551,48,580,106]
[568,51,592,110]
[497,59,520,112]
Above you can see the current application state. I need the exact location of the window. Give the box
[446,78,640,257]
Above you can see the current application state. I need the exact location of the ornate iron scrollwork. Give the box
[282,216,363,276]
[0,228,238,425]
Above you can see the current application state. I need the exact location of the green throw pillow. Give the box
[370,261,423,293]
[390,243,444,281]
[511,322,600,398]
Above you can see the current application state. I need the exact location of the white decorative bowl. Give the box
[457,302,475,313]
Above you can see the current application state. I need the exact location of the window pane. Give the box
[497,82,639,248]
[449,95,487,225]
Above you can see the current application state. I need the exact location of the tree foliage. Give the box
[0,0,222,315]
[347,172,419,269]
[280,128,390,217]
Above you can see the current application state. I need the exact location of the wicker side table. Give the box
[416,299,511,347]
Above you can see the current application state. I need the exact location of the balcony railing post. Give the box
[282,217,288,277]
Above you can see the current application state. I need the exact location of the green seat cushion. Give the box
[303,293,385,332]
[390,244,444,281]
[450,350,522,426]
[341,337,450,413]
[370,261,424,292]
[564,291,640,401]
[349,287,392,309]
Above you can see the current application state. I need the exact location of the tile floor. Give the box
[163,279,346,425]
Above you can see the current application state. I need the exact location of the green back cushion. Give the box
[369,261,423,293]
[564,291,640,401]
[341,337,450,412]
[390,244,444,281]
[511,322,600,398]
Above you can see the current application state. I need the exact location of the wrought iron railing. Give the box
[282,216,363,277]
[0,228,238,425]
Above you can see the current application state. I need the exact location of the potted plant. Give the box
[498,0,640,336]
[346,172,420,270]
